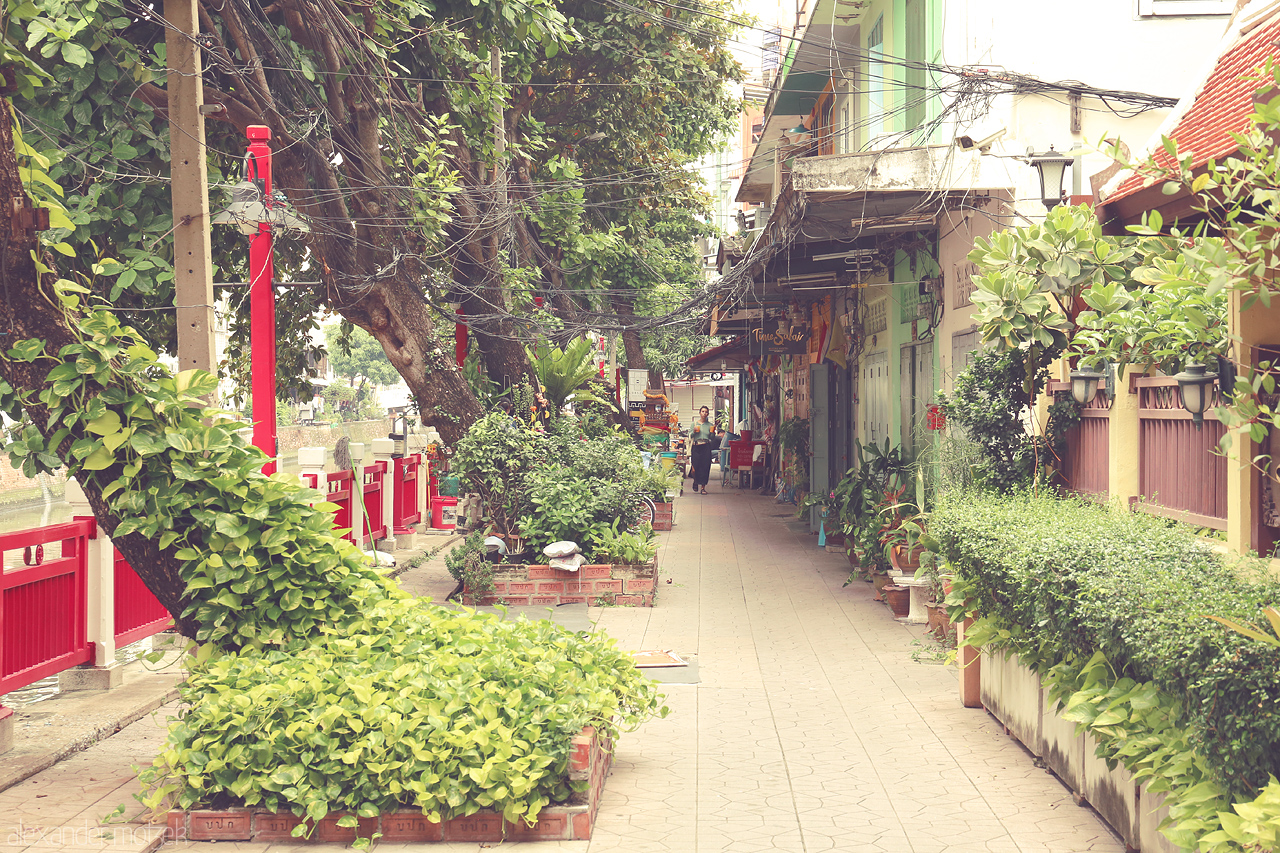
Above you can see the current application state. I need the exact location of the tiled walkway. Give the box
[584,488,1124,853]
[0,488,1125,852]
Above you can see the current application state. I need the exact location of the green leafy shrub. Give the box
[451,412,548,533]
[938,350,1049,492]
[140,596,666,831]
[933,490,1280,798]
[590,523,657,565]
[517,466,633,556]
[0,310,393,651]
[635,463,678,503]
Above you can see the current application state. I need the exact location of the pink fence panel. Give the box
[393,454,422,533]
[0,520,94,695]
[1050,382,1110,498]
[1137,377,1227,529]
[113,548,172,648]
[363,461,388,543]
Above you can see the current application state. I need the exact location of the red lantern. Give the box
[926,404,947,431]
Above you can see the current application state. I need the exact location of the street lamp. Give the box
[1069,362,1107,407]
[1028,146,1073,211]
[212,125,309,474]
[1173,362,1219,430]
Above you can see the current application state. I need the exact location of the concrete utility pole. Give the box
[492,49,506,200]
[165,0,217,377]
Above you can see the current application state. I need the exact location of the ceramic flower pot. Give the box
[890,544,923,573]
[883,584,911,619]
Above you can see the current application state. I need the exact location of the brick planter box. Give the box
[166,727,612,843]
[652,501,675,531]
[464,561,658,607]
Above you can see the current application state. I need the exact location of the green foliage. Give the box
[939,349,1055,493]
[139,597,666,830]
[0,311,392,652]
[517,467,631,556]
[933,490,1280,802]
[636,463,678,503]
[451,412,547,533]
[317,381,381,422]
[1070,241,1231,378]
[590,523,657,566]
[324,324,402,388]
[451,413,650,553]
[444,531,488,584]
[529,337,608,414]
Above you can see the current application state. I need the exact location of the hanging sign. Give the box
[750,322,808,354]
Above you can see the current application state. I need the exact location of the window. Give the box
[867,15,885,140]
[905,0,926,131]
[839,104,850,154]
[1137,0,1231,14]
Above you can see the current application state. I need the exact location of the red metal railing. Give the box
[113,548,172,648]
[363,461,388,543]
[0,520,93,696]
[325,470,355,543]
[393,454,422,534]
[1136,376,1227,529]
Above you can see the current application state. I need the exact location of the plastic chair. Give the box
[719,449,731,486]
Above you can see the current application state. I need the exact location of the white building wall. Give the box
[939,0,1231,221]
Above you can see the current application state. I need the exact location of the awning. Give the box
[686,336,752,371]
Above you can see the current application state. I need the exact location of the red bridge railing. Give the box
[393,454,422,533]
[362,461,388,544]
[0,515,174,707]
[113,547,172,648]
[0,520,94,696]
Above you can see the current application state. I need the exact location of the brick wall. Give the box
[464,562,659,607]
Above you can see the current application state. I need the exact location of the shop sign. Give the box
[749,322,807,354]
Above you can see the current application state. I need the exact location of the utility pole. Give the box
[492,49,506,201]
[165,0,216,377]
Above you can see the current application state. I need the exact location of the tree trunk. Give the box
[611,294,646,370]
[0,102,199,636]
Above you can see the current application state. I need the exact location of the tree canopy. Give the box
[11,0,744,440]
[324,323,402,389]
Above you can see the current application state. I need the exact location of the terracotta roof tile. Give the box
[1107,20,1280,204]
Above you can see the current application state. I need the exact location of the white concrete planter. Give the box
[981,649,1185,853]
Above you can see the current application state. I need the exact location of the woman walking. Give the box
[690,406,718,495]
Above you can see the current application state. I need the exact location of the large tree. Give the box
[14,0,743,442]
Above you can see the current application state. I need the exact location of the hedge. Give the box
[932,490,1280,798]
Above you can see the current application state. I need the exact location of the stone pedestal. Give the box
[0,705,13,754]
[898,575,930,624]
[59,661,123,691]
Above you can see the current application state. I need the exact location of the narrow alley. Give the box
[1,489,1123,853]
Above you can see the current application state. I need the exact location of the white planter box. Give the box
[982,650,1188,853]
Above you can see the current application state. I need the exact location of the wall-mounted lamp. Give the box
[1027,146,1073,211]
[1173,361,1219,430]
[1069,362,1107,407]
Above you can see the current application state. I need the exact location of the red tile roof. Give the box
[1106,18,1280,205]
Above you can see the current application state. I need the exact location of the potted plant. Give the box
[878,500,930,573]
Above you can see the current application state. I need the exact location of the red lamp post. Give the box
[245,126,278,474]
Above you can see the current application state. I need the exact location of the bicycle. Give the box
[627,491,657,532]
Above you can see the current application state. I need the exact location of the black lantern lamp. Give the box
[1069,362,1107,407]
[1173,362,1219,430]
[1028,146,1073,211]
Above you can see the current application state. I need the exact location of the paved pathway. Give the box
[0,488,1125,852]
